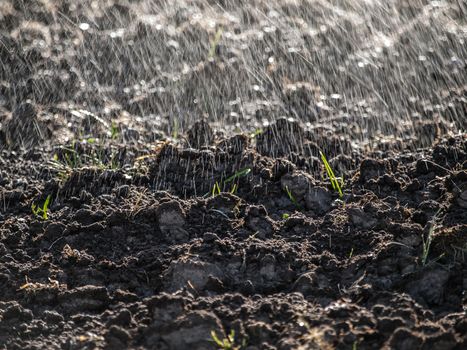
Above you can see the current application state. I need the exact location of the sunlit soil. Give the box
[0,1,466,349]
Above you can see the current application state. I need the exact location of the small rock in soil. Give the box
[58,285,110,312]
[148,310,224,349]
[2,302,33,322]
[155,200,189,242]
[305,186,332,214]
[386,327,424,350]
[281,171,315,199]
[105,325,131,349]
[164,258,224,292]
[347,206,377,229]
[406,268,450,306]
[156,201,186,227]
[359,159,391,182]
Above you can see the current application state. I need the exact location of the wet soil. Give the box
[1,1,467,349]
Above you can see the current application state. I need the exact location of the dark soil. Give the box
[1,1,466,350]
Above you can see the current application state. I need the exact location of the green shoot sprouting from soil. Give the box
[212,181,221,197]
[211,168,251,197]
[31,194,51,220]
[210,330,243,350]
[421,209,445,266]
[208,27,223,59]
[285,186,301,209]
[421,224,434,266]
[110,122,119,140]
[250,128,263,138]
[320,151,343,198]
[172,119,179,139]
[224,168,251,184]
[49,142,83,180]
[230,183,238,194]
[49,140,121,182]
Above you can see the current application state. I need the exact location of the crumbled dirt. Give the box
[1,1,467,350]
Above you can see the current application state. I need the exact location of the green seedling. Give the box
[250,128,263,138]
[208,27,223,59]
[49,149,83,181]
[349,247,354,259]
[52,140,85,171]
[421,222,434,266]
[282,213,290,219]
[210,330,244,350]
[230,183,238,194]
[210,330,234,350]
[209,168,251,197]
[224,168,251,184]
[31,195,52,220]
[50,140,121,181]
[421,210,445,266]
[320,151,343,198]
[212,181,221,197]
[91,145,113,169]
[63,143,81,169]
[110,122,119,140]
[285,186,301,209]
[172,118,179,139]
[49,154,72,181]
